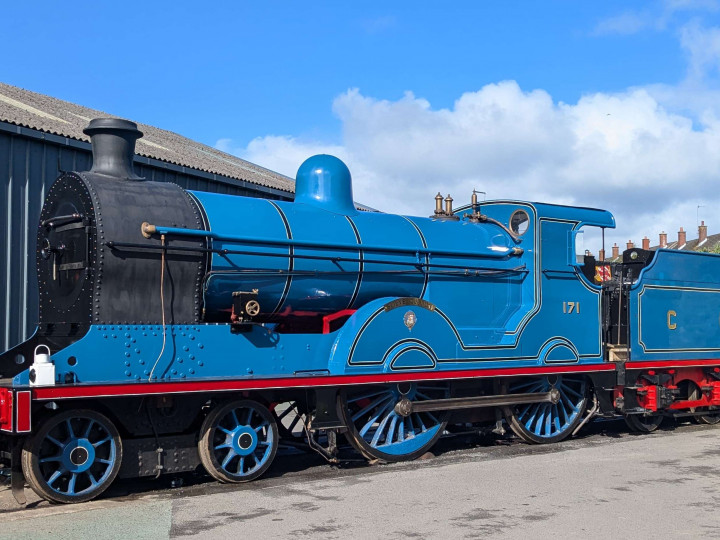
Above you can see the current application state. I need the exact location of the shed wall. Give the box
[0,124,291,352]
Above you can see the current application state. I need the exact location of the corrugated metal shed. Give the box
[0,84,295,352]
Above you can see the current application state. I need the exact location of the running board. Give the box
[394,390,560,417]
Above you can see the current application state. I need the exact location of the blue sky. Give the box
[5,1,720,252]
[2,1,694,145]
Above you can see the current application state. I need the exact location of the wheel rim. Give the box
[210,403,276,479]
[507,375,587,441]
[342,383,449,460]
[35,414,118,499]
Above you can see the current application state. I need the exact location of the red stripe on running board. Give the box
[30,363,615,401]
[625,359,720,369]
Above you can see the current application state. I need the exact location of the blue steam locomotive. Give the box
[2,118,720,503]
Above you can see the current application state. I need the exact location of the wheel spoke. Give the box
[371,409,394,446]
[511,380,545,392]
[65,419,75,439]
[40,455,62,463]
[222,449,237,469]
[386,414,398,444]
[425,411,440,425]
[562,385,584,400]
[92,435,111,448]
[347,390,386,404]
[83,420,95,438]
[543,405,552,435]
[47,468,65,486]
[352,395,392,423]
[46,434,65,448]
[413,412,427,433]
[86,471,98,488]
[360,402,393,438]
[524,404,540,431]
[67,473,77,495]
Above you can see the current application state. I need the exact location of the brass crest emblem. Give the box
[403,310,417,331]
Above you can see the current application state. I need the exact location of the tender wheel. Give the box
[625,413,663,432]
[696,411,720,425]
[198,399,279,483]
[684,381,720,425]
[22,409,122,504]
[503,374,588,444]
[340,382,449,462]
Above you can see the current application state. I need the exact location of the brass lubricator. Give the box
[231,289,261,324]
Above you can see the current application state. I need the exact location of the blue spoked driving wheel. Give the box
[198,399,279,483]
[22,410,122,503]
[340,382,450,462]
[503,374,588,443]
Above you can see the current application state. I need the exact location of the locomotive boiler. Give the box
[3,118,720,504]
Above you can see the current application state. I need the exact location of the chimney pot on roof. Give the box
[699,220,708,244]
[660,232,668,249]
[612,243,619,259]
[678,227,687,248]
[599,248,606,261]
[642,236,650,250]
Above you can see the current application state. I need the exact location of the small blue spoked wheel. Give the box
[198,399,278,483]
[22,409,122,503]
[503,374,588,444]
[340,382,450,462]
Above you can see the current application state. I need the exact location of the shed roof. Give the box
[0,82,294,193]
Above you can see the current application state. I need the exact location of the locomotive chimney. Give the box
[699,221,708,244]
[83,118,143,180]
[626,240,634,250]
[678,227,686,248]
[642,237,650,250]
[599,248,605,261]
[660,232,667,248]
[612,243,619,259]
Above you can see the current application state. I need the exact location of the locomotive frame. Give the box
[2,118,720,504]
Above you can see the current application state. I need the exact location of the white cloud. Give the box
[215,13,720,255]
[592,12,653,36]
[217,81,720,253]
[592,0,719,36]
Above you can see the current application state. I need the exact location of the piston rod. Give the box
[394,390,560,417]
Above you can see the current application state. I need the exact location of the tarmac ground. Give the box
[1,418,719,539]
